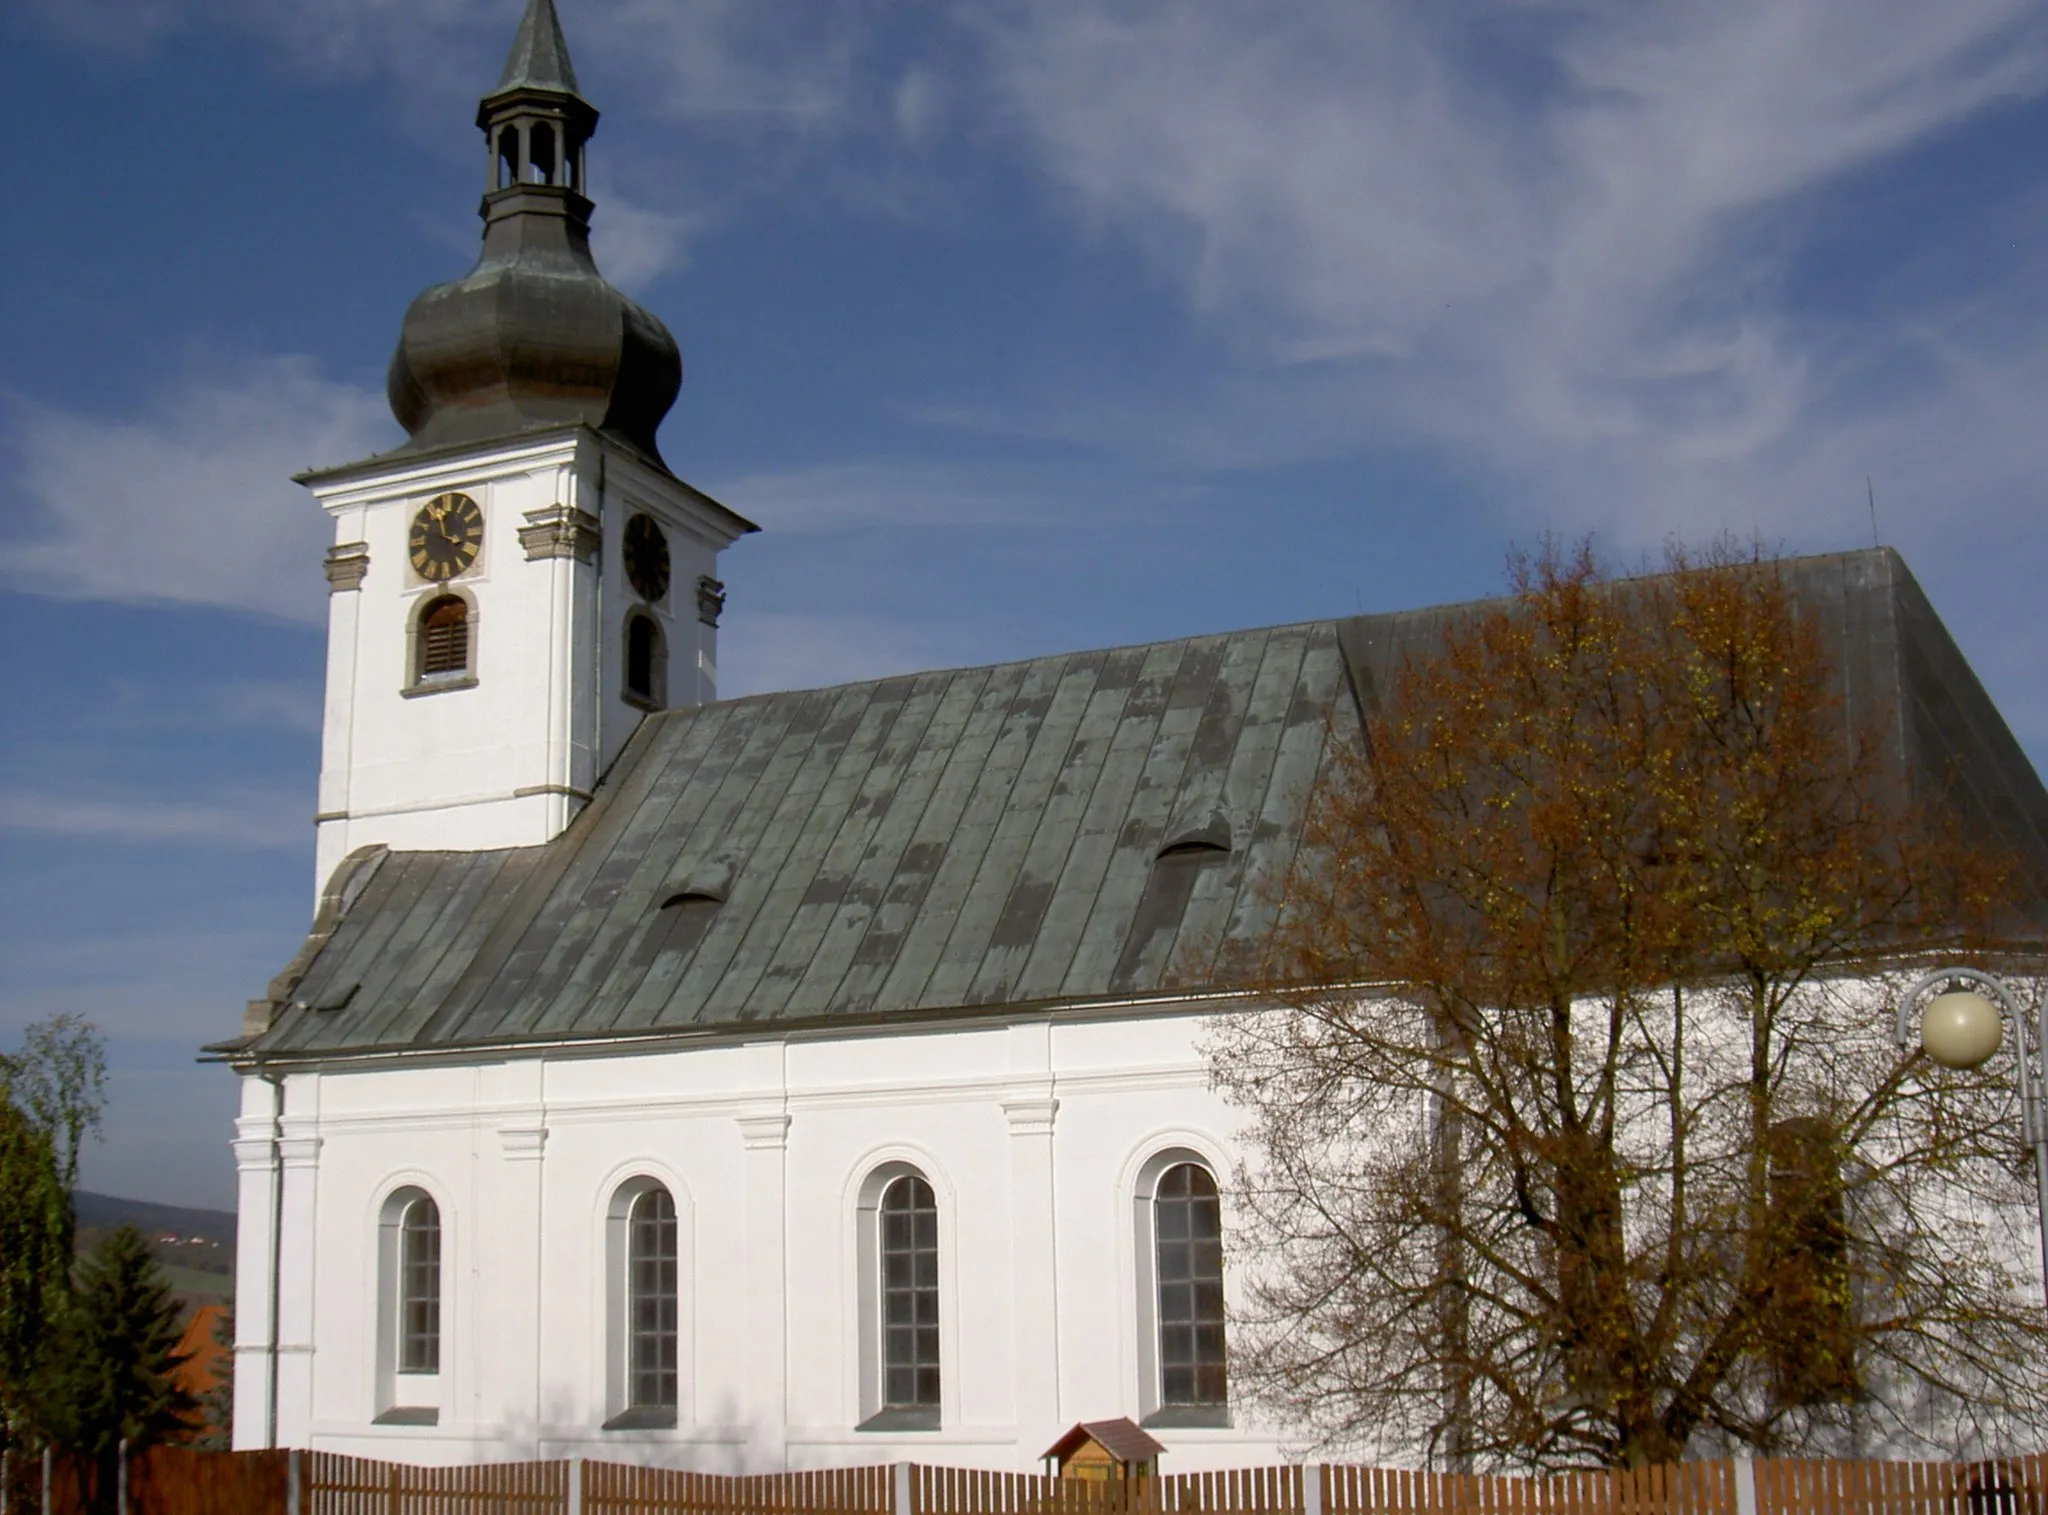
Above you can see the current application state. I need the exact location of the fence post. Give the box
[288,1448,303,1515]
[41,1448,50,1515]
[117,1438,128,1515]
[894,1462,915,1515]
[2,1446,9,1515]
[1303,1465,1324,1515]
[1733,1458,1759,1515]
[567,1457,583,1515]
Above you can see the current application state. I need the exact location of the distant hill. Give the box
[73,1190,236,1249]
[73,1191,236,1303]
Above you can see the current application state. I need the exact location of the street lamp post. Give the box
[1896,967,2048,1310]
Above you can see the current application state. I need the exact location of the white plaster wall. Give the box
[307,433,742,896]
[235,1006,1297,1472]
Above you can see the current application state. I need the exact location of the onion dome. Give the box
[386,0,681,467]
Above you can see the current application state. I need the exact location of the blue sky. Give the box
[2,0,2045,1212]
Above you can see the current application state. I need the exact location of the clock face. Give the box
[624,513,671,602]
[409,493,484,582]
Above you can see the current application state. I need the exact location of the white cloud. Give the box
[0,788,309,850]
[588,186,707,293]
[1,355,392,624]
[709,458,1208,538]
[719,610,968,699]
[979,1,2048,534]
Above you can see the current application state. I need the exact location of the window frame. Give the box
[403,589,479,696]
[853,1158,949,1432]
[622,607,667,711]
[374,1183,446,1426]
[1130,1145,1231,1428]
[603,1172,690,1431]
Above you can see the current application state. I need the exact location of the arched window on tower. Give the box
[416,595,471,686]
[624,611,666,709]
[529,122,557,184]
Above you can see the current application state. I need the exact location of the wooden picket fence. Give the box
[586,1463,893,1515]
[0,1450,2038,1515]
[913,1463,1308,1515]
[1321,1461,1739,1515]
[306,1450,568,1512]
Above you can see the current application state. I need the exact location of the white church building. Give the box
[216,0,2048,1475]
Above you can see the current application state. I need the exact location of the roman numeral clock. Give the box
[408,492,485,581]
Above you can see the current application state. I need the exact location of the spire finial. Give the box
[493,0,584,101]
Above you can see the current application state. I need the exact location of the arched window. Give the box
[375,1185,444,1424]
[529,121,557,184]
[605,1177,687,1429]
[624,611,665,708]
[399,1194,442,1373]
[628,1186,679,1412]
[416,595,470,683]
[1154,1163,1225,1412]
[880,1175,940,1414]
[856,1163,943,1430]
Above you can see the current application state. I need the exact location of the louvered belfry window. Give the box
[419,596,469,680]
[626,612,661,703]
[880,1175,940,1409]
[628,1186,680,1410]
[1156,1162,1226,1405]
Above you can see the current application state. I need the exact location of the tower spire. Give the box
[382,0,683,463]
[476,0,598,209]
[492,0,584,103]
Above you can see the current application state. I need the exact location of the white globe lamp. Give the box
[1920,990,2004,1070]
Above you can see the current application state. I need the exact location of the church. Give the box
[215,0,2048,1474]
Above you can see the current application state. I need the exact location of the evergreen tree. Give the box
[41,1226,196,1464]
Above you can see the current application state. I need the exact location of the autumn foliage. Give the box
[1216,542,2046,1469]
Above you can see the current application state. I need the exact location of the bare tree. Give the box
[1214,541,2047,1469]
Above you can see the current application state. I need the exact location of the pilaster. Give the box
[231,1077,281,1450]
[738,1100,792,1467]
[495,1119,549,1453]
[1004,1020,1062,1454]
[273,1078,322,1449]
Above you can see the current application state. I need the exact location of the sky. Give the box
[2,0,2045,1213]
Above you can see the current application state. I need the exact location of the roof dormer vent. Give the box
[657,855,736,910]
[1156,810,1231,861]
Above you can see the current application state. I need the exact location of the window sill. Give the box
[621,688,665,713]
[373,1407,440,1426]
[402,675,478,699]
[1142,1405,1230,1429]
[603,1407,678,1431]
[857,1407,941,1432]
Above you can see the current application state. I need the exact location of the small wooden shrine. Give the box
[1040,1418,1167,1482]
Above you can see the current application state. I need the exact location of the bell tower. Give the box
[299,0,755,896]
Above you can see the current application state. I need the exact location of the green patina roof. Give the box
[230,548,2048,1063]
[245,619,1350,1058]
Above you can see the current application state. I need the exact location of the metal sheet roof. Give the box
[231,548,2048,1062]
[244,620,1348,1057]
